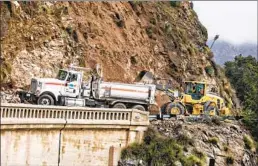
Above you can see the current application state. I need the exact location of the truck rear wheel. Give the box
[38,94,54,105]
[132,105,146,112]
[112,103,126,109]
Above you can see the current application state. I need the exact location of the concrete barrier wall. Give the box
[0,103,149,166]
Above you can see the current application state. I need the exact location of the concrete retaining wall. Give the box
[0,103,149,166]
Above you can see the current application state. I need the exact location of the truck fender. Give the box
[39,91,57,104]
[109,100,124,106]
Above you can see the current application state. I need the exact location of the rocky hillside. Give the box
[1,2,257,165]
[120,117,257,166]
[0,1,236,107]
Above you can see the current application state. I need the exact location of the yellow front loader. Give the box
[165,81,232,116]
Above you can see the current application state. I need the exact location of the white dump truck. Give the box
[18,65,156,111]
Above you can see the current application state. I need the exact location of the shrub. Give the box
[149,18,156,25]
[207,51,214,59]
[0,60,12,84]
[242,110,258,141]
[170,1,181,7]
[203,46,210,54]
[164,22,172,34]
[121,128,186,165]
[176,133,194,146]
[223,144,229,152]
[66,26,73,35]
[121,143,147,160]
[205,66,215,77]
[199,23,208,38]
[128,1,142,10]
[243,135,256,152]
[114,12,125,28]
[39,5,51,14]
[183,155,205,166]
[146,27,153,38]
[130,56,137,65]
[178,28,188,44]
[187,47,196,56]
[77,57,86,67]
[121,128,210,165]
[72,30,78,42]
[192,148,206,162]
[225,155,234,165]
[208,137,219,145]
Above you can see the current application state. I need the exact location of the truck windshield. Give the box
[56,70,68,80]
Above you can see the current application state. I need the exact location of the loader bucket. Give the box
[134,70,155,83]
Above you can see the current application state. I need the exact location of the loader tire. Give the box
[38,94,54,105]
[204,102,219,116]
[112,103,127,109]
[132,105,146,112]
[161,102,170,114]
[166,102,185,115]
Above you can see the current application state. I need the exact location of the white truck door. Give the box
[64,73,80,98]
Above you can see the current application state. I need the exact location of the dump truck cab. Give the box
[18,68,84,105]
[56,69,83,97]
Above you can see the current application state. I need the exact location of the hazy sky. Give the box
[194,1,257,44]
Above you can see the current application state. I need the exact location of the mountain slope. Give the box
[1,2,209,86]
[0,1,236,108]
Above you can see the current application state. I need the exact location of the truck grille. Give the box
[30,80,37,93]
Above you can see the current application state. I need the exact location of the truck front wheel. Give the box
[38,94,54,105]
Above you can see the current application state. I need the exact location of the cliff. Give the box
[1,1,235,106]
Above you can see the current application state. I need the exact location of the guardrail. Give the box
[0,103,149,126]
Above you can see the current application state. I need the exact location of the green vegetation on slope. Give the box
[224,55,258,139]
[121,128,206,166]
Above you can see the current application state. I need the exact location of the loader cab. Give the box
[184,81,206,100]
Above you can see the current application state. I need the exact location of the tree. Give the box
[224,55,258,139]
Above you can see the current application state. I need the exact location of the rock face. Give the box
[0,2,239,111]
[1,1,232,102]
[151,118,257,166]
